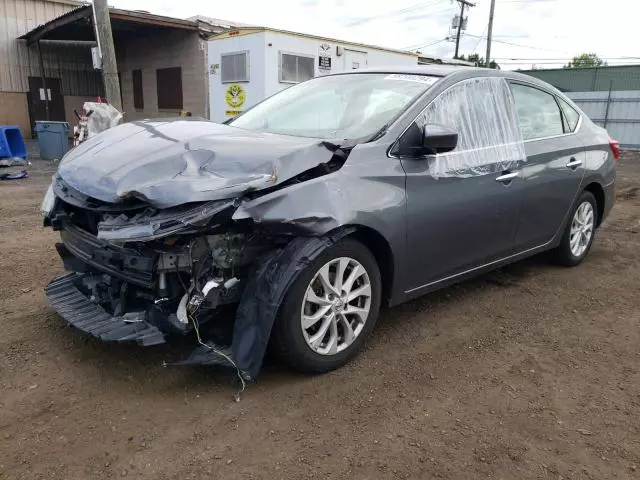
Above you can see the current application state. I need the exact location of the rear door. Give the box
[400,77,526,292]
[509,82,586,251]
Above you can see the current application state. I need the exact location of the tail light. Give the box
[609,140,620,161]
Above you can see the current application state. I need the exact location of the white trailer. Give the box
[207,27,419,123]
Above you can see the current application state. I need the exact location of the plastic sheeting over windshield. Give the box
[417,77,526,178]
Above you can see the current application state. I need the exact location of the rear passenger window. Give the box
[558,97,580,132]
[510,83,564,140]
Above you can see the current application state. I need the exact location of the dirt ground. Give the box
[1,153,639,480]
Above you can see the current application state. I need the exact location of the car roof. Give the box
[334,65,565,96]
[336,65,474,77]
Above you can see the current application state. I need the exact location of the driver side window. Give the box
[416,77,526,177]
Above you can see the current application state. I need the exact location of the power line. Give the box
[465,34,574,54]
[344,0,447,27]
[471,27,486,54]
[491,34,572,38]
[409,38,450,51]
[498,0,556,3]
[402,37,446,49]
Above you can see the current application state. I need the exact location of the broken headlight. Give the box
[41,183,56,218]
[96,200,235,242]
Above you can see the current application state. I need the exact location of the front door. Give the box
[400,77,526,292]
[509,82,586,251]
[27,77,66,132]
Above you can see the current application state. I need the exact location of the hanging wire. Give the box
[188,304,246,401]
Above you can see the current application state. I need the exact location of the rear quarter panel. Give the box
[576,119,616,221]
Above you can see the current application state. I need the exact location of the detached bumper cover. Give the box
[45,273,166,346]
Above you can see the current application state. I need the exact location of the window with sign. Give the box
[279,52,315,83]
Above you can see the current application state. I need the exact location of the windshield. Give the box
[229,73,439,139]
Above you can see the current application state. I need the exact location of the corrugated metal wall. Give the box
[567,91,640,149]
[35,42,104,96]
[520,66,640,93]
[0,0,102,95]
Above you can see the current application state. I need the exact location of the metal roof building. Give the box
[2,0,241,136]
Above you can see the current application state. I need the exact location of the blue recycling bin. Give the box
[0,125,27,159]
[35,121,70,161]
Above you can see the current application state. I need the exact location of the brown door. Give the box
[27,77,66,133]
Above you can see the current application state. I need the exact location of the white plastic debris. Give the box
[83,102,123,138]
[202,279,220,296]
[177,293,189,324]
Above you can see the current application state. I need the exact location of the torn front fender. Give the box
[232,228,355,379]
[232,176,350,234]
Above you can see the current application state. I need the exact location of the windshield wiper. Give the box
[368,122,390,142]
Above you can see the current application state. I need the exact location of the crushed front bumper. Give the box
[45,273,166,346]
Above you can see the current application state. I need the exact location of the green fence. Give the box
[518,65,640,92]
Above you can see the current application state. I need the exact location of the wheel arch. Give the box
[584,181,605,227]
[340,225,395,307]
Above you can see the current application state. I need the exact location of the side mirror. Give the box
[422,124,458,155]
[392,123,458,157]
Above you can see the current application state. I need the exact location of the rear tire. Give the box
[271,238,381,374]
[553,190,598,266]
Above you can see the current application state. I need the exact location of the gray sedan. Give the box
[42,66,617,379]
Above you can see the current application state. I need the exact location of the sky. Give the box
[108,0,640,70]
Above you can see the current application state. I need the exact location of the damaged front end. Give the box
[45,184,285,373]
[42,120,353,380]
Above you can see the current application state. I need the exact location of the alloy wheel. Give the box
[301,257,372,355]
[569,201,595,258]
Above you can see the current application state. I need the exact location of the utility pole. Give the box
[92,0,122,112]
[485,0,496,68]
[453,0,475,59]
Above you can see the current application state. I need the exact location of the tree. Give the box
[459,53,500,69]
[564,53,607,68]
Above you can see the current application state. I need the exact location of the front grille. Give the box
[59,222,157,288]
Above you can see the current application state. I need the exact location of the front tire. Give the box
[553,190,598,266]
[272,238,381,373]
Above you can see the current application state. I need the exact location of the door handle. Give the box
[566,158,582,169]
[495,171,519,183]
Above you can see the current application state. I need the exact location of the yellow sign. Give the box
[225,84,246,109]
[225,110,242,117]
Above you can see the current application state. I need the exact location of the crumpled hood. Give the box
[57,119,337,208]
